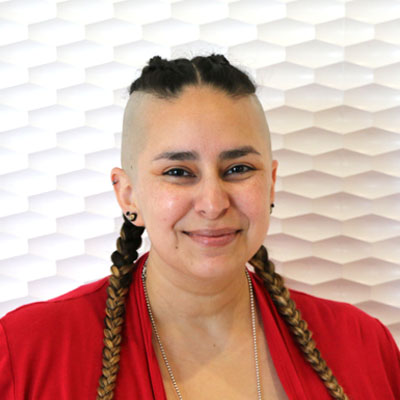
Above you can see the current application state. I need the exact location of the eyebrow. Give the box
[152,146,261,162]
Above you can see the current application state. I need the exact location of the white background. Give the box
[0,0,399,346]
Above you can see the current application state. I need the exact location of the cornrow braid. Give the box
[129,54,255,98]
[96,215,145,400]
[249,245,348,400]
[129,56,198,98]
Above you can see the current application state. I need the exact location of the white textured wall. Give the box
[0,0,399,346]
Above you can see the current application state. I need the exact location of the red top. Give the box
[1,252,399,399]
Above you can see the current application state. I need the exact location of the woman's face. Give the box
[115,85,278,282]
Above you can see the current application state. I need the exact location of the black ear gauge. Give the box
[126,211,138,222]
[270,203,275,215]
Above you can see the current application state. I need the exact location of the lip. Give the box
[184,228,239,236]
[183,228,241,247]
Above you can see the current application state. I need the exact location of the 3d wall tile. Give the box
[346,0,400,24]
[316,18,374,46]
[29,18,85,46]
[287,0,345,24]
[173,0,229,24]
[114,0,171,25]
[258,62,314,90]
[0,0,399,349]
[315,62,373,90]
[0,0,56,24]
[230,0,284,25]
[258,19,314,46]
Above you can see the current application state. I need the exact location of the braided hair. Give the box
[96,215,144,399]
[96,54,348,400]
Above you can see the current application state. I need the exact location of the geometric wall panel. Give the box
[0,1,399,349]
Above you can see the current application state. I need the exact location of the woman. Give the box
[0,54,399,400]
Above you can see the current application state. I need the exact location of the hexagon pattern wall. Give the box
[0,0,399,347]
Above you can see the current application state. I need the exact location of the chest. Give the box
[156,330,289,400]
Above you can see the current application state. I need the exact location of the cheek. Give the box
[236,178,270,219]
[234,180,271,245]
[143,184,190,228]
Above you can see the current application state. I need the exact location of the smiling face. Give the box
[113,85,278,283]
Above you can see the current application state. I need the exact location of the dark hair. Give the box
[96,54,348,400]
[129,54,255,98]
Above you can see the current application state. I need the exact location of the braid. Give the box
[128,53,255,99]
[96,215,145,400]
[249,245,349,400]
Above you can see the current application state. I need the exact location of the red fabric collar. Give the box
[122,252,327,400]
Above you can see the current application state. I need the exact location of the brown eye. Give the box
[163,168,194,177]
[225,165,254,176]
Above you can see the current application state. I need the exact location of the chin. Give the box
[183,252,247,280]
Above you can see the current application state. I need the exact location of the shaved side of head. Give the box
[249,93,273,164]
[121,91,153,183]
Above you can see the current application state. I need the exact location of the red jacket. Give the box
[1,252,399,399]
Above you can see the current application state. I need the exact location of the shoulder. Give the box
[0,250,149,333]
[289,289,387,341]
[251,270,379,334]
[289,289,400,361]
[289,289,400,396]
[0,277,112,399]
[289,289,375,328]
[0,276,110,383]
[0,276,110,337]
[253,268,398,354]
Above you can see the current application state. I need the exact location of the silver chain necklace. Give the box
[142,261,262,400]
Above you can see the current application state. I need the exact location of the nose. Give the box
[193,175,230,219]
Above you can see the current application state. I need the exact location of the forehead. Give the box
[122,86,272,175]
[140,86,269,147]
[141,86,263,127]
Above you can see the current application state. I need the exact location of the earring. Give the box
[270,203,275,215]
[126,211,137,222]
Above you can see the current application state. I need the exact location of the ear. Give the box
[269,159,278,204]
[110,167,145,227]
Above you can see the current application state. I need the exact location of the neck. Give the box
[144,253,252,336]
